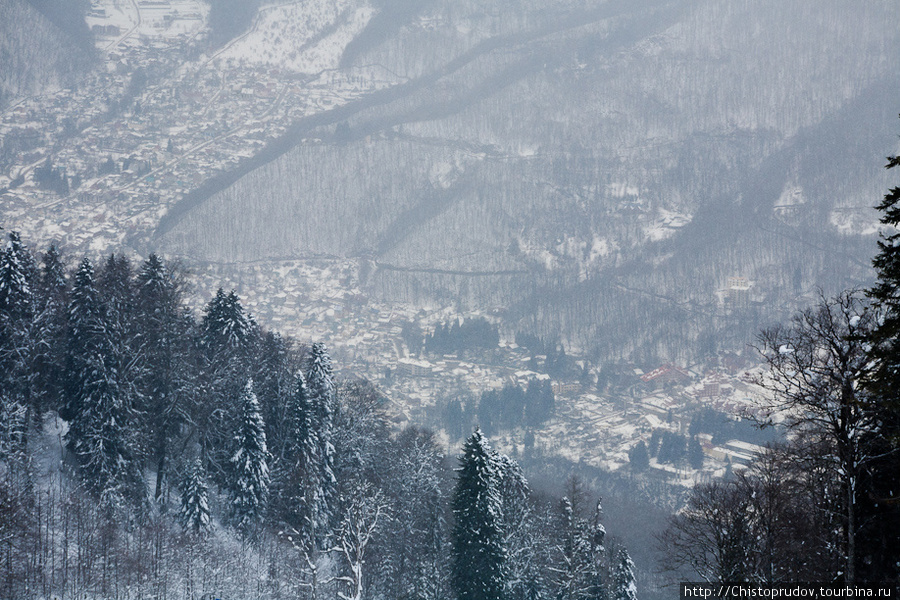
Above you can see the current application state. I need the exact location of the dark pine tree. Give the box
[611,549,637,600]
[64,257,144,510]
[274,370,326,546]
[452,428,506,600]
[32,244,69,419]
[862,127,900,582]
[228,378,269,536]
[180,456,210,534]
[688,437,705,470]
[136,253,190,503]
[198,288,255,481]
[628,441,650,472]
[0,232,36,424]
[305,341,336,538]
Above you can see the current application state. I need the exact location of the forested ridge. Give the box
[0,231,638,600]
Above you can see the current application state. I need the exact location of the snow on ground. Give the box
[219,0,375,74]
[86,0,207,45]
[643,207,691,242]
[829,206,880,236]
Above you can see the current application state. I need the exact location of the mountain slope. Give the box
[156,0,900,362]
[0,0,93,110]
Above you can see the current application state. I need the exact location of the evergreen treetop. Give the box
[452,428,507,600]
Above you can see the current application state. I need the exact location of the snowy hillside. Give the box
[218,0,375,73]
[156,0,900,361]
[0,0,93,109]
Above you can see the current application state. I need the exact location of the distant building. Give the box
[397,358,433,377]
[697,380,721,399]
[553,381,581,395]
[641,363,692,386]
[726,277,751,311]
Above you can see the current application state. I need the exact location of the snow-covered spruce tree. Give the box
[452,428,506,600]
[98,254,135,346]
[588,500,607,600]
[228,378,269,536]
[198,288,255,483]
[181,456,210,534]
[252,331,294,461]
[305,341,336,538]
[274,370,324,543]
[32,244,69,419]
[0,232,36,424]
[136,253,191,503]
[63,257,145,509]
[862,135,900,582]
[552,496,595,600]
[201,288,253,355]
[0,231,35,321]
[612,550,637,600]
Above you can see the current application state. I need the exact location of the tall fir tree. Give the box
[452,428,506,600]
[228,378,269,535]
[135,253,190,503]
[198,288,255,482]
[63,257,144,509]
[32,244,69,419]
[0,232,37,425]
[274,370,326,544]
[181,456,210,534]
[862,122,900,582]
[305,341,336,539]
[612,550,637,600]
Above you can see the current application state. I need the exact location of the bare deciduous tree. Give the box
[755,290,876,583]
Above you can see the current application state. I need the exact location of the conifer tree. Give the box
[628,442,650,472]
[198,288,255,482]
[612,550,637,600]
[305,342,336,538]
[201,288,253,355]
[688,437,704,470]
[552,496,596,600]
[862,130,900,581]
[0,231,35,320]
[228,378,269,535]
[587,500,607,600]
[0,232,36,423]
[32,244,69,418]
[275,370,325,543]
[452,428,506,600]
[136,253,190,502]
[181,457,210,534]
[64,257,144,509]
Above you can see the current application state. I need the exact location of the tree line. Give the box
[0,231,638,600]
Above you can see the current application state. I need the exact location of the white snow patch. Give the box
[829,207,880,236]
[219,0,374,74]
[643,208,691,242]
[428,161,456,189]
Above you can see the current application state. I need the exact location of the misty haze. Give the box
[1,0,899,598]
